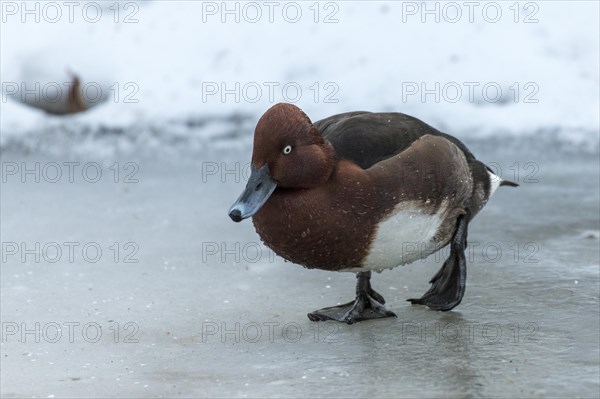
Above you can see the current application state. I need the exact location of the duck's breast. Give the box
[252,161,379,271]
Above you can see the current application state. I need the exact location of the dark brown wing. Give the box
[314,111,494,217]
[314,111,476,169]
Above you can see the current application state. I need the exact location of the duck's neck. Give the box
[320,139,337,184]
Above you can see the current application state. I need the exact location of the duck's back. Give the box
[315,111,493,217]
[315,111,476,169]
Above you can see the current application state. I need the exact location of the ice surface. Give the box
[1,143,599,398]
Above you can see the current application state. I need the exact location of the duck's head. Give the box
[229,103,335,222]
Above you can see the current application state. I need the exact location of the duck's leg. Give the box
[307,271,397,324]
[407,209,470,311]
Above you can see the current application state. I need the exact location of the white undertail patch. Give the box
[488,170,502,197]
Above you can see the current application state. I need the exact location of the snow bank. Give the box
[1,0,598,156]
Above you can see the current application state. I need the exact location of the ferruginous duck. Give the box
[229,103,517,324]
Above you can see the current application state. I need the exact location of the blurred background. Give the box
[2,1,598,155]
[1,1,599,398]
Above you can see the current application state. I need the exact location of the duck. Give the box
[22,71,88,115]
[229,103,517,324]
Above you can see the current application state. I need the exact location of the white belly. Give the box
[353,201,445,273]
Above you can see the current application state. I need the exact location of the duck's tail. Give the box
[485,165,519,189]
[485,166,519,199]
[499,179,519,187]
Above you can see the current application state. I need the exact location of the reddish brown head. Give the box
[252,103,335,188]
[229,103,336,222]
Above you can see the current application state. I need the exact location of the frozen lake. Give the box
[1,137,598,398]
[1,0,599,396]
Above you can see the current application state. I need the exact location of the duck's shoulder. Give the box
[314,111,475,169]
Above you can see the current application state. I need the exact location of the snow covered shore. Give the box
[1,1,599,156]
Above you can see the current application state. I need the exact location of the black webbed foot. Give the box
[308,272,396,324]
[307,292,396,324]
[408,209,470,311]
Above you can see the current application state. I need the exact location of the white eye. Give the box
[282,145,292,155]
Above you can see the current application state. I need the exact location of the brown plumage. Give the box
[229,103,517,323]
